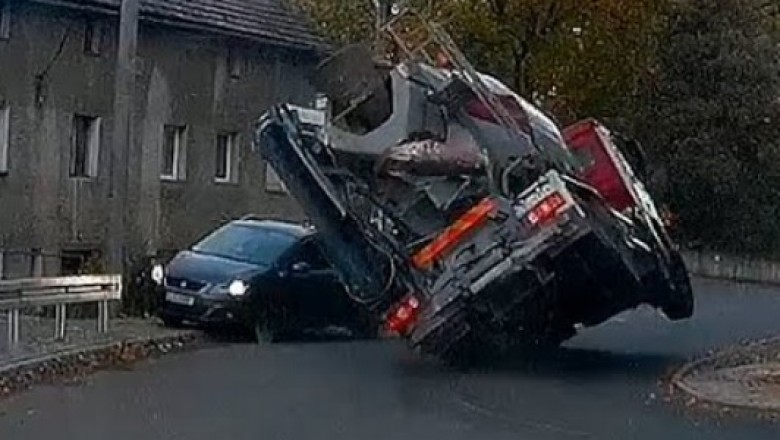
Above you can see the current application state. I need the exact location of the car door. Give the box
[285,239,348,328]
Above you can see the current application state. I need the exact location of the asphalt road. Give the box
[2,278,780,439]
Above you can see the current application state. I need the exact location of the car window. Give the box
[191,223,297,266]
[297,240,330,270]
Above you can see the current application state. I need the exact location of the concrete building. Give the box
[0,0,325,278]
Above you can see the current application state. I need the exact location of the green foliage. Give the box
[293,0,375,45]
[443,0,665,124]
[636,0,780,254]
[295,0,780,255]
[295,0,666,123]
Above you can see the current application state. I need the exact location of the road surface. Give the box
[1,278,780,439]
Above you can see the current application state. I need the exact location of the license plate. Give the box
[166,292,195,306]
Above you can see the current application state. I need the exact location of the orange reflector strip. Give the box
[412,198,498,270]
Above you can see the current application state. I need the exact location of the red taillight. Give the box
[386,295,421,335]
[526,192,566,226]
[412,198,498,270]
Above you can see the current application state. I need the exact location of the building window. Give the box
[61,249,101,275]
[0,104,8,175]
[0,0,10,40]
[83,20,102,55]
[161,125,186,181]
[215,132,239,184]
[265,163,288,194]
[70,114,101,178]
[227,47,244,78]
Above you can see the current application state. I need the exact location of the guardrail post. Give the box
[97,300,109,334]
[1,275,122,341]
[54,303,67,340]
[31,251,44,316]
[7,308,19,347]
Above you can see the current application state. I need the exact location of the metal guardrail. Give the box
[0,275,123,347]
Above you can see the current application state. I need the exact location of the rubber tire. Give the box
[350,318,379,340]
[161,315,184,328]
[252,318,280,344]
[661,251,694,321]
[252,301,294,344]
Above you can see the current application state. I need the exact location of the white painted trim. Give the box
[87,116,101,177]
[0,105,8,174]
[160,125,185,181]
[214,132,239,184]
[288,105,325,126]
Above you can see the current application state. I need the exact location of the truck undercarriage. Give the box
[252,6,693,364]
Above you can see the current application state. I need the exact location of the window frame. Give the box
[0,104,8,175]
[0,0,11,41]
[161,124,187,182]
[227,47,244,79]
[214,131,239,184]
[69,114,101,179]
[83,19,102,56]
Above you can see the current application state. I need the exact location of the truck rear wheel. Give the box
[660,251,694,320]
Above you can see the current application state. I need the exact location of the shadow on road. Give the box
[201,325,369,345]
[394,345,685,383]
[486,347,684,379]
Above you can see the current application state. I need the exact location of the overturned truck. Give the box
[253,12,693,363]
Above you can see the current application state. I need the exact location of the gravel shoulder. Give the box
[0,314,193,365]
[0,314,204,399]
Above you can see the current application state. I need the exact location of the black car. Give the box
[152,218,378,342]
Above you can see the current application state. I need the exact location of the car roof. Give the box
[230,218,315,240]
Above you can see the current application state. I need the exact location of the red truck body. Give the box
[563,119,637,213]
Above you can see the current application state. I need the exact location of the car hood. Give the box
[165,250,270,286]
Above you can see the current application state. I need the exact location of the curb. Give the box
[690,273,780,289]
[670,336,780,413]
[0,330,203,399]
[681,250,780,287]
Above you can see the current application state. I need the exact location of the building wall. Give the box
[0,2,314,277]
[134,24,312,254]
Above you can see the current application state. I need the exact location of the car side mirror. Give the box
[291,261,311,274]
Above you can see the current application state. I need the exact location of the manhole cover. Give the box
[680,363,780,410]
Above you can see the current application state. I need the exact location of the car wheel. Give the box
[661,251,694,321]
[161,315,184,328]
[350,318,379,340]
[251,300,293,344]
[252,318,280,344]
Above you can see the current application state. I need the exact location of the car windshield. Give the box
[191,223,297,266]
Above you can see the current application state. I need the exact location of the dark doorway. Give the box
[61,249,102,275]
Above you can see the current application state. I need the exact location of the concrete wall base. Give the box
[681,250,780,286]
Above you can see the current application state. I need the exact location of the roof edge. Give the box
[28,0,331,53]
